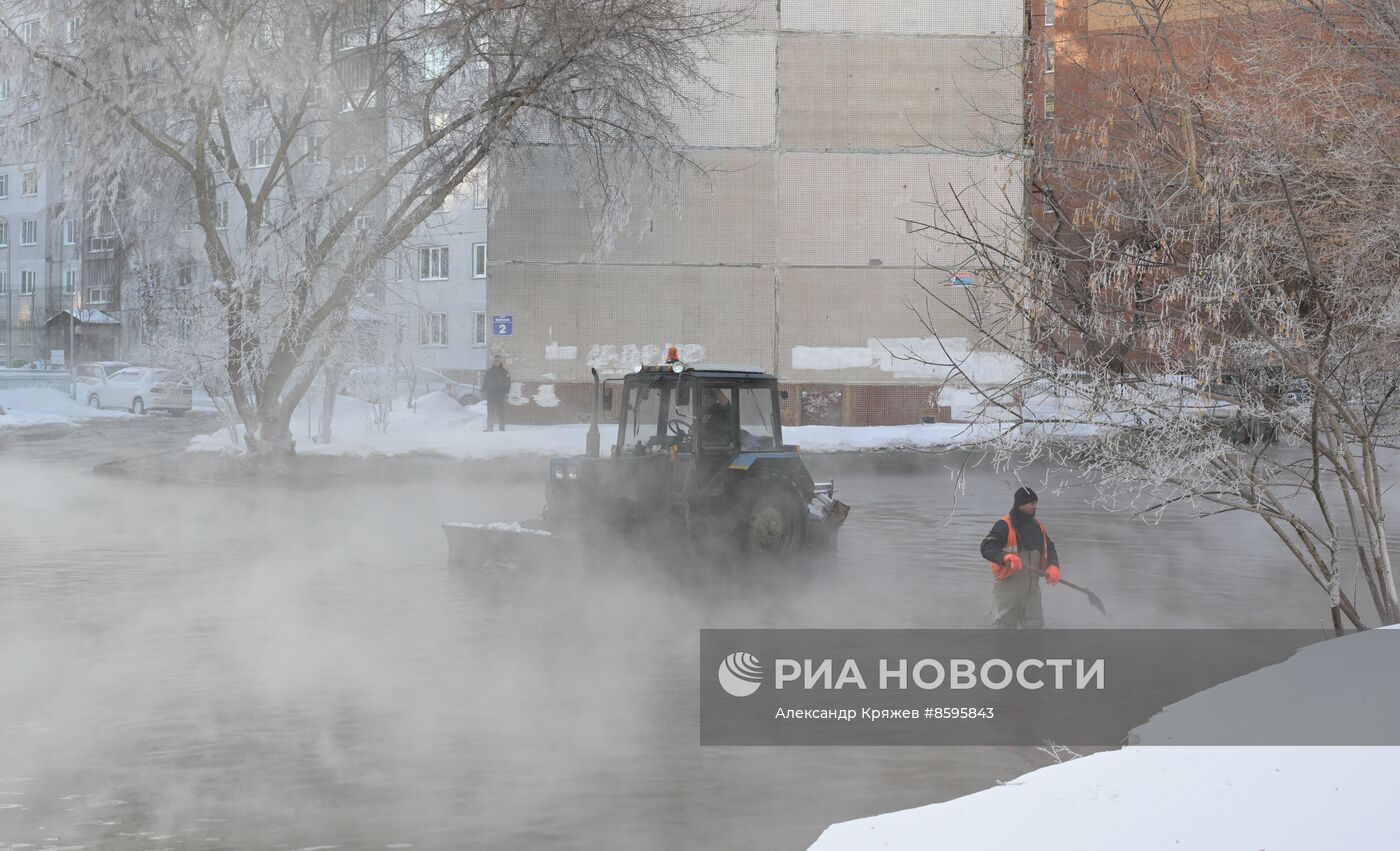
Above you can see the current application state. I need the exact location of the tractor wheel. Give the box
[737,479,805,557]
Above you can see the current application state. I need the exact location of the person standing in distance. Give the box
[481,357,510,432]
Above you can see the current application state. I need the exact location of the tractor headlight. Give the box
[566,465,580,480]
[553,464,566,479]
[671,361,684,374]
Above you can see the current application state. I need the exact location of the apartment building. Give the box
[0,1,488,380]
[486,0,1025,425]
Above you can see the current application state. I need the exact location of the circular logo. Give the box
[717,651,763,697]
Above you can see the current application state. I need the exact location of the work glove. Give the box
[1045,564,1061,585]
[998,553,1023,578]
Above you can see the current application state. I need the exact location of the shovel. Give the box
[1028,565,1107,616]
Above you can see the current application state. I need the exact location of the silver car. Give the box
[340,366,480,406]
[84,367,192,415]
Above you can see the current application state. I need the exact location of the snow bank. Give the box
[811,629,1400,851]
[188,395,1002,460]
[786,423,1004,453]
[812,746,1392,851]
[189,391,595,460]
[191,397,1008,461]
[0,387,132,429]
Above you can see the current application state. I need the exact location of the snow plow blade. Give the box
[442,522,571,569]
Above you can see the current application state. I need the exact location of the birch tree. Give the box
[909,0,1400,628]
[0,0,736,458]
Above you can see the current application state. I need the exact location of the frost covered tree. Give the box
[0,0,736,458]
[908,0,1400,628]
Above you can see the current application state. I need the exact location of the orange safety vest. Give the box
[989,514,1050,580]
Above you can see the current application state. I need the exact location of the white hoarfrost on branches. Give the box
[0,0,738,459]
[906,0,1400,626]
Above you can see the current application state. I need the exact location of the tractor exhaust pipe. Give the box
[585,367,601,458]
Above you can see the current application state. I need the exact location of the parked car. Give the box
[84,367,192,415]
[340,366,480,406]
[77,361,133,387]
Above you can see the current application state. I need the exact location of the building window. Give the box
[0,174,7,199]
[20,270,36,295]
[472,242,487,278]
[0,221,8,247]
[19,121,37,147]
[89,234,117,253]
[0,272,7,295]
[1045,43,1055,74]
[473,312,487,346]
[419,312,448,347]
[215,198,229,230]
[471,168,488,209]
[21,220,37,246]
[0,79,9,100]
[1044,92,1055,118]
[250,135,271,168]
[422,46,449,80]
[63,218,77,245]
[63,268,77,295]
[65,16,81,42]
[87,287,112,304]
[1044,0,1055,26]
[21,169,37,196]
[342,152,370,174]
[306,135,324,163]
[419,245,449,280]
[18,20,39,44]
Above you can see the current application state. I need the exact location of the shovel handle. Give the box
[1026,565,1107,615]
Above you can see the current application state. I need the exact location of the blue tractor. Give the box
[445,352,849,565]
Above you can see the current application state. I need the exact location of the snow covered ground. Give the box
[186,391,1006,459]
[811,629,1400,851]
[0,387,132,429]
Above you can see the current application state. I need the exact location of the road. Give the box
[0,414,1355,850]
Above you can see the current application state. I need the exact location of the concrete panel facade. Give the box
[781,0,1021,36]
[487,1,1024,424]
[778,152,1021,268]
[675,32,777,148]
[489,262,776,386]
[493,149,777,266]
[779,34,1021,150]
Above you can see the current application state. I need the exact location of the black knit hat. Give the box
[1013,486,1039,507]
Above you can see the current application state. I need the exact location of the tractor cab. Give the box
[614,364,784,459]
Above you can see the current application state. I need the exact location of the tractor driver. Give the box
[701,386,738,449]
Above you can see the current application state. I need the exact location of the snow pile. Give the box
[0,387,132,429]
[787,422,1004,452]
[189,391,596,460]
[443,522,552,537]
[811,629,1400,851]
[189,398,1005,460]
[812,747,1391,851]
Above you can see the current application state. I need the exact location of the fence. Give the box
[0,369,74,394]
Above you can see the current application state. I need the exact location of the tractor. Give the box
[444,351,849,566]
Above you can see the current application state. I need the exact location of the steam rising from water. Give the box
[0,436,1337,849]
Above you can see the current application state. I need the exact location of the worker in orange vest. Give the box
[979,486,1062,628]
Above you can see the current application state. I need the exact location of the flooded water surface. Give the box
[0,421,1352,849]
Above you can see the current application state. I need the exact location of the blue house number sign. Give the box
[492,315,513,336]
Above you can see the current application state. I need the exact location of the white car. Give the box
[84,367,192,416]
[340,366,480,406]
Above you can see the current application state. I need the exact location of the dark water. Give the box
[0,420,1362,850]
